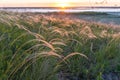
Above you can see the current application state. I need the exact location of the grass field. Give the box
[0,11,120,80]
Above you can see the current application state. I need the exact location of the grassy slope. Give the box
[0,11,120,80]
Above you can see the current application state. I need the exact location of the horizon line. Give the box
[1,6,119,7]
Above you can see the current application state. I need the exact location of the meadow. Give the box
[0,11,120,80]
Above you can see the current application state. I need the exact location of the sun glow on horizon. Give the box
[54,0,71,8]
[0,0,120,7]
[57,3,70,8]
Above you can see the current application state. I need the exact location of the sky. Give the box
[0,0,120,7]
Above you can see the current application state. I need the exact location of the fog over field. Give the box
[1,7,120,25]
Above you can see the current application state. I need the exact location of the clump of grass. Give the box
[0,11,120,80]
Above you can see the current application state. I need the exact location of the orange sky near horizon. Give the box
[0,0,120,7]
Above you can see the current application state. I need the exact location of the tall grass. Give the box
[0,11,120,80]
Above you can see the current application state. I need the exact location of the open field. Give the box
[0,11,120,80]
[43,12,120,25]
[76,12,120,25]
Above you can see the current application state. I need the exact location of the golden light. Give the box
[58,3,70,8]
[54,0,71,8]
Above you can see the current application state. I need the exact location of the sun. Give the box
[58,3,70,8]
[54,0,70,8]
[54,0,72,8]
